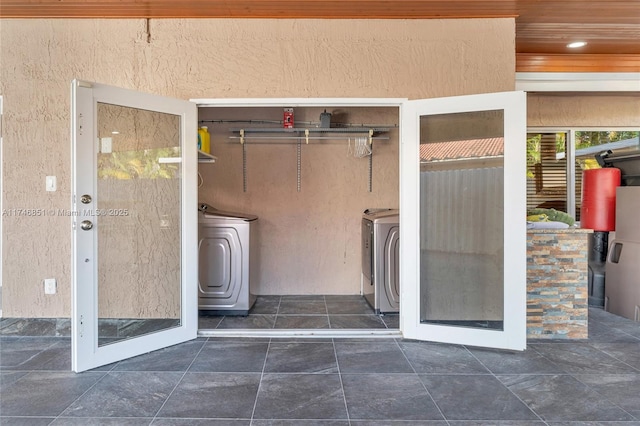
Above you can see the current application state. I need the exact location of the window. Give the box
[527,132,568,213]
[526,128,639,222]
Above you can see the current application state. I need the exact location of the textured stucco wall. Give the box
[1,18,515,317]
[528,94,640,127]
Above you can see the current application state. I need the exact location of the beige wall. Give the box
[1,18,515,317]
[528,94,640,127]
[199,106,400,296]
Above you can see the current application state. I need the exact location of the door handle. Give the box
[80,220,93,231]
[80,194,92,204]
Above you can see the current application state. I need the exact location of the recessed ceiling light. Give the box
[567,41,587,48]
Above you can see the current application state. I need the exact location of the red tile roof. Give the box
[420,137,504,162]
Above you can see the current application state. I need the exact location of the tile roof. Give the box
[420,137,504,162]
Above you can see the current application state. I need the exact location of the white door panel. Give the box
[72,80,198,372]
[400,91,527,350]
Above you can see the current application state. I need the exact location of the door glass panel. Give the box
[97,103,182,346]
[419,110,505,330]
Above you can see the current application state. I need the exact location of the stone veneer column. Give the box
[526,229,592,339]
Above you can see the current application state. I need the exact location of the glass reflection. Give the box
[419,110,505,330]
[96,102,182,346]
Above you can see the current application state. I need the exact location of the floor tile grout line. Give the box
[332,337,352,426]
[589,346,640,373]
[149,337,209,423]
[393,338,450,424]
[249,337,272,424]
[326,300,334,329]
[533,340,639,375]
[571,371,639,420]
[0,337,63,370]
[464,345,547,424]
[272,296,283,329]
[47,364,113,422]
[583,341,640,373]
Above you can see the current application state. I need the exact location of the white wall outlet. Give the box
[46,176,56,192]
[44,278,57,295]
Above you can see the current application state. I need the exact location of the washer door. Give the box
[384,225,400,309]
[199,226,242,308]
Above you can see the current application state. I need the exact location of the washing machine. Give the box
[198,203,258,315]
[362,208,400,313]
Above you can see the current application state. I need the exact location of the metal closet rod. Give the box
[227,136,390,143]
[199,119,398,128]
[230,127,391,144]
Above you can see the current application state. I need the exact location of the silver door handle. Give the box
[80,194,92,204]
[80,220,93,231]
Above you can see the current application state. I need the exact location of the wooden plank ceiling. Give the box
[1,0,639,72]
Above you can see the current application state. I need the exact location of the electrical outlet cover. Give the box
[44,278,56,294]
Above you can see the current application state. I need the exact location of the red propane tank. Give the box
[581,168,621,231]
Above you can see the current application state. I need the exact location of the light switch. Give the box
[46,176,56,192]
[101,137,113,154]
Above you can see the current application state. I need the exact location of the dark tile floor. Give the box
[1,305,640,425]
[198,295,399,330]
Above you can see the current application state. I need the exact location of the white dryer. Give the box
[362,209,400,313]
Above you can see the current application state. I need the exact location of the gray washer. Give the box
[198,206,258,315]
[362,209,400,313]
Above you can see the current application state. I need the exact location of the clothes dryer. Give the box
[198,204,258,315]
[362,209,400,313]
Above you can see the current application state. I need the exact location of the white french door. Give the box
[71,80,198,372]
[400,91,527,350]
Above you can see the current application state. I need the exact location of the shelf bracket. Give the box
[297,140,302,192]
[369,142,373,192]
[368,129,374,145]
[305,129,309,144]
[240,129,245,145]
[242,141,247,193]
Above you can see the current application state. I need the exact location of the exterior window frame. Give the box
[527,127,640,222]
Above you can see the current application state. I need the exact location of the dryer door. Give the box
[384,225,400,310]
[199,226,242,308]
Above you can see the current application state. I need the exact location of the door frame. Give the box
[194,97,407,340]
[193,95,527,350]
[71,80,198,372]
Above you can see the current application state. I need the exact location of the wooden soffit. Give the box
[2,0,639,73]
